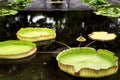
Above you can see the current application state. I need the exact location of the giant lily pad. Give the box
[88,31,117,41]
[0,40,37,59]
[16,27,56,42]
[56,47,118,78]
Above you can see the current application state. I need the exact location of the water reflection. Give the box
[0,11,120,80]
[0,11,120,49]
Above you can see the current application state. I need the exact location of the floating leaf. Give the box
[16,27,56,42]
[88,31,117,41]
[57,47,118,78]
[76,36,86,42]
[0,40,37,59]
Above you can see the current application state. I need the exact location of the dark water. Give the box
[0,11,120,80]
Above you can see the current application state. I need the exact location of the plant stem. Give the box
[85,40,96,47]
[54,40,71,49]
[78,42,81,47]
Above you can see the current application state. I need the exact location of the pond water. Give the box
[0,10,120,80]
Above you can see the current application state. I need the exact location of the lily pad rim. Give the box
[56,47,118,69]
[88,31,117,41]
[0,40,36,56]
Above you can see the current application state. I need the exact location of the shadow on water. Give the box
[0,11,120,80]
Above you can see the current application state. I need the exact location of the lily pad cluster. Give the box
[0,27,56,59]
[56,31,118,78]
[80,0,120,17]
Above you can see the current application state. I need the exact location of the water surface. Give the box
[0,10,120,80]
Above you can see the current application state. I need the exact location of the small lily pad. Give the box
[88,31,117,41]
[16,27,56,42]
[56,47,118,78]
[76,36,86,42]
[0,40,37,59]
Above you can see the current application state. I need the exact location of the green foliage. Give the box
[80,0,120,17]
[95,7,120,17]
[9,0,33,10]
[0,9,18,16]
[0,0,32,16]
[81,0,109,7]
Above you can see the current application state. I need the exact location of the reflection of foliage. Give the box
[80,0,120,17]
[0,9,17,16]
[9,0,33,10]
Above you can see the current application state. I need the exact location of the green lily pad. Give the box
[0,40,37,59]
[16,27,56,42]
[56,47,118,78]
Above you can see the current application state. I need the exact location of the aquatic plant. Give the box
[55,31,118,78]
[0,9,18,16]
[76,35,86,47]
[56,47,118,78]
[0,0,33,16]
[88,31,117,41]
[81,0,109,7]
[16,27,56,42]
[80,0,120,17]
[9,0,33,10]
[94,7,120,17]
[0,40,37,59]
